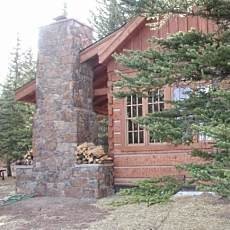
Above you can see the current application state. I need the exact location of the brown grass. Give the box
[0,178,229,230]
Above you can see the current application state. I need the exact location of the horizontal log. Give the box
[114,178,154,185]
[114,133,121,145]
[94,88,108,96]
[113,143,213,153]
[93,96,107,106]
[114,121,121,132]
[114,166,184,178]
[94,107,108,115]
[114,153,203,167]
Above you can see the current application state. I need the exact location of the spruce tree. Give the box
[0,37,35,175]
[20,48,36,87]
[116,0,230,196]
[90,0,133,39]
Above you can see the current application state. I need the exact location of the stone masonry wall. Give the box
[60,164,113,199]
[16,164,114,200]
[15,18,113,199]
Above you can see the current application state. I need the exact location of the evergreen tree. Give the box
[0,37,35,175]
[20,48,36,87]
[116,0,230,196]
[90,0,133,39]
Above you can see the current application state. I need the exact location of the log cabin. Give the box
[15,15,215,187]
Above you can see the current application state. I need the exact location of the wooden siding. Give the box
[108,15,216,185]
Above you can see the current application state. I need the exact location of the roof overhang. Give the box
[80,16,146,64]
[15,79,36,103]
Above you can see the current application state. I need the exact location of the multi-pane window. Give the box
[126,90,165,145]
[125,86,213,146]
[196,86,213,141]
[126,95,144,144]
[173,86,213,143]
[148,90,164,113]
[148,90,164,143]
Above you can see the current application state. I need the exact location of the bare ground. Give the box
[0,179,229,230]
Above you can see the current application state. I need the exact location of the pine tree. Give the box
[0,37,35,175]
[20,48,36,87]
[90,0,133,39]
[116,0,230,196]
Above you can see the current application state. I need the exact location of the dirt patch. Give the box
[0,179,107,230]
[0,197,107,230]
[0,179,229,230]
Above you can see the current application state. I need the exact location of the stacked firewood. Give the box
[24,149,33,165]
[16,149,34,165]
[75,142,112,164]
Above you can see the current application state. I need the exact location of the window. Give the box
[173,86,191,101]
[197,86,213,142]
[126,89,166,145]
[148,90,164,143]
[173,86,213,143]
[124,86,213,146]
[198,132,213,142]
[126,95,144,144]
[148,90,164,113]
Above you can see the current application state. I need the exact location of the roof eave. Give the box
[80,16,146,65]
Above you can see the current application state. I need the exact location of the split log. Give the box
[16,149,34,165]
[75,142,112,164]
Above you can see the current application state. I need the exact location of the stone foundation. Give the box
[16,165,35,194]
[66,164,114,200]
[16,164,114,200]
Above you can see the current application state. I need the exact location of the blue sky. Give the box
[0,0,96,83]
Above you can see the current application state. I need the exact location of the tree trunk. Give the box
[7,160,12,177]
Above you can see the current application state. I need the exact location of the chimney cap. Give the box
[53,15,67,21]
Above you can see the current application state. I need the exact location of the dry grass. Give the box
[0,178,229,230]
[92,194,230,230]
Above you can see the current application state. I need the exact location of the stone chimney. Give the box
[21,18,98,196]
